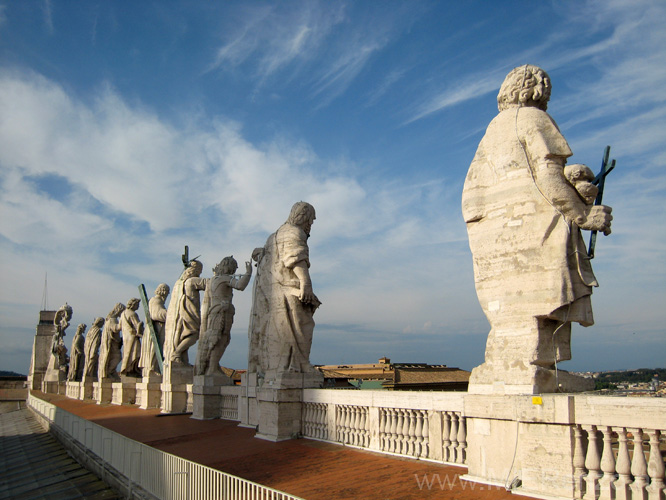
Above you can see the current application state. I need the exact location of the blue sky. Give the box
[1,0,664,376]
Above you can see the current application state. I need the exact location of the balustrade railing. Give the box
[574,425,665,500]
[220,394,239,421]
[301,389,467,466]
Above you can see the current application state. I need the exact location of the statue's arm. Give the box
[231,261,253,291]
[534,162,612,234]
[292,261,316,303]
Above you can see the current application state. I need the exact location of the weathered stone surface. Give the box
[462,65,612,394]
[82,317,104,381]
[43,304,73,389]
[120,298,144,378]
[140,283,169,377]
[66,323,86,381]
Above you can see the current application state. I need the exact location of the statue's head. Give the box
[76,323,86,335]
[183,259,203,279]
[93,317,105,328]
[59,303,73,320]
[155,283,170,297]
[287,201,316,236]
[497,65,551,112]
[108,302,126,319]
[126,298,140,310]
[214,256,238,276]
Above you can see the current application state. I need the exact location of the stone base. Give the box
[80,380,94,400]
[464,394,577,499]
[137,375,162,410]
[95,380,113,404]
[191,374,233,420]
[468,363,594,395]
[111,376,138,405]
[161,363,193,414]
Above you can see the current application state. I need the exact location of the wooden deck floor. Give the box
[34,391,526,500]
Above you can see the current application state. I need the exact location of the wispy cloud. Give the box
[42,0,54,35]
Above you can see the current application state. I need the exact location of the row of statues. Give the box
[48,201,321,385]
[47,66,615,394]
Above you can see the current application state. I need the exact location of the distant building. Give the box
[316,357,470,391]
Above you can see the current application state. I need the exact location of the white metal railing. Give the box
[301,389,466,465]
[28,394,303,500]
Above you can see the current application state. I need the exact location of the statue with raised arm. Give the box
[99,303,125,381]
[83,317,104,379]
[67,323,86,381]
[248,202,321,380]
[461,65,613,393]
[139,283,170,377]
[120,298,144,377]
[195,256,252,376]
[164,260,206,366]
[46,303,73,379]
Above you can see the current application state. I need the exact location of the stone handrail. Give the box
[301,389,467,465]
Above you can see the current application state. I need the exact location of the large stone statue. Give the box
[195,256,252,376]
[99,303,125,381]
[120,298,144,377]
[67,323,86,381]
[248,201,321,380]
[139,283,170,377]
[83,317,105,379]
[164,260,206,366]
[45,303,73,381]
[461,65,613,394]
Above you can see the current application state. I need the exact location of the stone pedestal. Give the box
[192,373,233,420]
[161,364,193,414]
[111,376,138,405]
[137,374,162,410]
[80,377,95,399]
[95,379,113,404]
[462,394,577,499]
[242,370,323,441]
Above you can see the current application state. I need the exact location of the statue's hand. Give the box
[576,205,613,235]
[245,261,252,273]
[299,283,316,304]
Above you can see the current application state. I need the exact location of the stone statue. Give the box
[67,323,86,381]
[139,283,170,377]
[47,303,73,378]
[120,298,144,377]
[461,65,613,393]
[99,303,125,381]
[83,317,105,379]
[195,256,252,376]
[164,260,206,366]
[248,202,321,379]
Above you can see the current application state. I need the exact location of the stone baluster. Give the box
[401,409,410,455]
[319,404,327,439]
[337,406,345,442]
[630,428,649,500]
[414,410,423,458]
[379,409,387,451]
[362,407,369,448]
[583,425,602,500]
[349,406,357,446]
[442,412,451,462]
[573,425,588,500]
[345,406,353,444]
[393,409,403,454]
[449,413,459,463]
[646,429,665,500]
[456,416,467,464]
[613,427,632,500]
[389,408,398,453]
[421,410,430,458]
[303,404,311,436]
[408,410,417,456]
[353,406,361,446]
[598,426,617,500]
